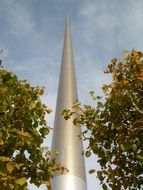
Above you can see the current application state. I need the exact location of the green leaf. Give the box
[97,101,103,108]
[111,58,117,64]
[89,169,95,174]
[120,144,125,151]
[0,163,7,176]
[102,183,108,190]
[85,151,91,157]
[133,143,137,150]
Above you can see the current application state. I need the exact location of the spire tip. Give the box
[66,15,70,25]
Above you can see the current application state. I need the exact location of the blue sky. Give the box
[1,0,143,189]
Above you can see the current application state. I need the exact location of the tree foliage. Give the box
[0,66,60,190]
[63,50,143,189]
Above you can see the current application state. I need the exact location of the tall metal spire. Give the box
[51,18,87,190]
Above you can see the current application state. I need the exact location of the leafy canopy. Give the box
[63,50,143,190]
[0,67,60,190]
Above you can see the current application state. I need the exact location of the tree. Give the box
[63,50,143,189]
[0,65,61,190]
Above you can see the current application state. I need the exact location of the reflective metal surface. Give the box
[51,17,87,188]
[52,175,87,190]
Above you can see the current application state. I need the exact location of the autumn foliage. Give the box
[63,50,143,190]
[0,67,59,190]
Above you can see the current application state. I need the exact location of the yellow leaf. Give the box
[29,101,36,109]
[123,50,129,57]
[0,138,4,145]
[0,156,11,162]
[132,50,143,59]
[15,177,26,186]
[138,76,143,80]
[119,79,128,84]
[17,130,31,137]
[6,162,15,173]
[16,163,24,170]
[9,184,14,189]
[46,108,53,114]
[137,72,143,79]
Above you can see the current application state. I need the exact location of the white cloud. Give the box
[0,0,35,37]
[78,0,118,35]
[78,0,143,51]
[117,0,143,50]
[126,0,143,28]
[79,2,97,16]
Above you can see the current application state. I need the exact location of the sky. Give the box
[1,0,143,189]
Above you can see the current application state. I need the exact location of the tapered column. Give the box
[51,18,87,190]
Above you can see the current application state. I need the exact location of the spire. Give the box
[56,16,77,111]
[51,19,87,190]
